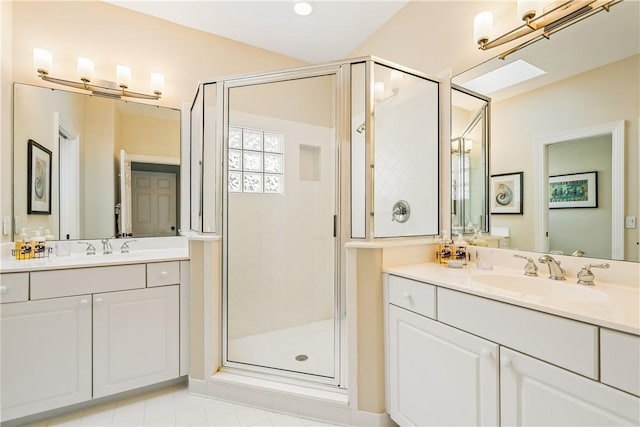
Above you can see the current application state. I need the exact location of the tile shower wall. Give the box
[227,111,335,340]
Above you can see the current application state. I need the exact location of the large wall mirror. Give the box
[453,0,639,262]
[13,83,181,241]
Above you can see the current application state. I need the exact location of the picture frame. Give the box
[549,171,597,209]
[27,139,52,215]
[490,172,523,214]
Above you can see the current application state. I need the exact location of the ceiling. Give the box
[103,0,409,64]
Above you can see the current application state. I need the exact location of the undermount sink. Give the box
[471,273,610,303]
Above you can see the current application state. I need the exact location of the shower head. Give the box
[355,123,366,134]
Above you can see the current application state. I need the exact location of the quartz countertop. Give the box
[0,248,189,273]
[384,262,640,335]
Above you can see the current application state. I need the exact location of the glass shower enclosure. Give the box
[190,57,441,387]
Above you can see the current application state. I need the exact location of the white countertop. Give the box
[0,248,189,273]
[384,262,640,335]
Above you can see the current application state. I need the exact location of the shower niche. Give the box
[189,57,441,386]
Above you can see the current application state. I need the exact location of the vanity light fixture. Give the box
[294,1,313,16]
[33,48,164,100]
[474,0,622,59]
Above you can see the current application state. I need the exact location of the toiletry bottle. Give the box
[438,230,452,265]
[32,230,46,258]
[19,229,33,259]
[454,233,468,265]
[14,231,25,260]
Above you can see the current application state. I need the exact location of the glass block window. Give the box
[228,127,284,194]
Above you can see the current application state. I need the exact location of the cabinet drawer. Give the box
[31,265,145,300]
[387,275,436,319]
[438,288,599,379]
[0,273,29,303]
[147,261,180,287]
[601,329,640,396]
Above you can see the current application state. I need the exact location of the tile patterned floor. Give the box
[21,383,342,427]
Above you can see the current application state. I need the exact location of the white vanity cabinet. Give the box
[0,295,92,421]
[388,305,499,426]
[384,273,640,427]
[500,348,640,426]
[0,259,186,422]
[93,285,179,398]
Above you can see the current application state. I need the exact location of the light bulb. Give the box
[473,11,493,46]
[77,57,94,82]
[116,65,132,89]
[150,73,164,95]
[33,48,52,75]
[294,1,313,16]
[390,70,403,92]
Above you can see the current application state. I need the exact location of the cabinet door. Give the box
[93,286,179,398]
[1,296,92,421]
[388,305,499,426]
[500,348,640,426]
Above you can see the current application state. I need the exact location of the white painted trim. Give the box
[128,153,180,165]
[535,120,625,260]
[187,377,207,396]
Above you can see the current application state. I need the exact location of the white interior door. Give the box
[119,149,132,237]
[131,170,178,237]
[59,133,80,239]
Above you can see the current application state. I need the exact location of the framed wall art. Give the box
[27,139,52,214]
[490,172,523,214]
[549,171,597,209]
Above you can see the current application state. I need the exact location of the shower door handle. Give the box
[333,215,337,238]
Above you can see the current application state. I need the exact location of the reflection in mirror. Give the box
[13,83,181,240]
[452,0,639,262]
[451,87,489,236]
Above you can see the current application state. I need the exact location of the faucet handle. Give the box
[120,240,137,254]
[577,263,610,286]
[513,254,538,277]
[78,241,96,255]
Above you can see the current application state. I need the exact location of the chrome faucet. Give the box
[78,241,96,255]
[101,239,113,255]
[577,263,610,286]
[120,240,137,254]
[513,254,538,277]
[538,254,566,280]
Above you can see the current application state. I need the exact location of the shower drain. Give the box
[295,354,309,362]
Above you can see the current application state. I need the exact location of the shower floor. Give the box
[228,319,335,378]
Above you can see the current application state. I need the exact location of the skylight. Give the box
[461,59,547,95]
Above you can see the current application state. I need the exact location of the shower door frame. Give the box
[220,63,349,389]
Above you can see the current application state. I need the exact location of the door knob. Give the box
[94,297,104,305]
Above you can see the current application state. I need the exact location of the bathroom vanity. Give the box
[383,261,640,426]
[0,248,190,422]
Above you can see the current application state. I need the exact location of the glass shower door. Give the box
[224,73,338,382]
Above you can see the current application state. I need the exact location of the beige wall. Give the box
[1,0,306,242]
[491,55,639,260]
[116,110,180,159]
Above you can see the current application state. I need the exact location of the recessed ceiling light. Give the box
[461,59,546,95]
[294,1,313,16]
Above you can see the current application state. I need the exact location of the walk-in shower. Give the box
[189,57,441,389]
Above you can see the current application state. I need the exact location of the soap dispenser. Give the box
[437,230,453,265]
[454,233,468,265]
